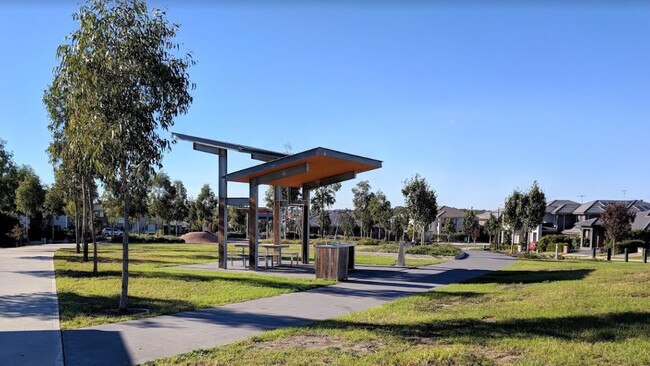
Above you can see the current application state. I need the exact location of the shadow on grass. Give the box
[55,266,323,291]
[462,269,594,285]
[58,291,197,320]
[315,311,650,344]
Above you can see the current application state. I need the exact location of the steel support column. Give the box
[248,180,259,270]
[218,149,228,268]
[302,185,310,264]
[273,186,281,245]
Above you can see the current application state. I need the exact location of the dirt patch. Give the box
[180,231,218,244]
[473,346,524,365]
[101,307,150,316]
[252,334,384,355]
[481,316,496,323]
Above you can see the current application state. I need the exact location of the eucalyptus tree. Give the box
[43,182,65,240]
[195,185,218,231]
[369,190,392,240]
[0,138,20,243]
[463,208,480,244]
[504,189,525,251]
[311,183,342,238]
[170,180,189,235]
[401,174,438,245]
[391,206,409,242]
[15,171,46,241]
[339,212,356,239]
[148,172,175,235]
[443,217,456,242]
[352,180,373,238]
[44,0,194,310]
[485,214,501,246]
[522,181,546,252]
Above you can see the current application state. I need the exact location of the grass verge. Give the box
[55,243,331,329]
[148,259,650,366]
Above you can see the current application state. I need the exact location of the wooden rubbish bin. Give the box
[315,244,354,281]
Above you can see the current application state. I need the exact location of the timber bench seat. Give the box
[280,252,300,266]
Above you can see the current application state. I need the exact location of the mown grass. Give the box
[54,244,332,329]
[149,259,650,366]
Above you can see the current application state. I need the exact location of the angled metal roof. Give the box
[632,211,650,231]
[224,147,382,188]
[172,132,287,161]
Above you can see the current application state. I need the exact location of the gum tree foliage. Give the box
[15,170,46,240]
[504,189,525,247]
[522,181,546,251]
[401,174,438,245]
[369,190,392,240]
[195,184,217,232]
[227,205,246,233]
[0,138,21,244]
[339,212,356,238]
[170,180,189,235]
[463,208,480,244]
[311,183,342,238]
[44,0,194,310]
[352,180,373,238]
[443,217,456,242]
[101,190,123,231]
[148,172,175,234]
[601,203,636,254]
[485,214,501,245]
[43,182,66,239]
[391,206,409,242]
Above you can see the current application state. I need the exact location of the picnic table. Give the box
[260,244,291,265]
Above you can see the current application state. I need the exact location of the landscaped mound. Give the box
[180,231,219,244]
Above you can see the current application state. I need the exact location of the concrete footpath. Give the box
[0,244,71,366]
[64,250,514,366]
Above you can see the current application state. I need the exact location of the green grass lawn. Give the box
[148,259,650,366]
[55,243,332,329]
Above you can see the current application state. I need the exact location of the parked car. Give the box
[101,228,123,237]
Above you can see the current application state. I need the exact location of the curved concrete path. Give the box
[64,250,514,366]
[0,244,71,366]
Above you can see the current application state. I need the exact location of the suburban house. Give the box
[431,206,465,240]
[570,200,650,249]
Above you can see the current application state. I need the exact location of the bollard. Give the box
[644,246,648,264]
[591,247,596,259]
[607,248,612,261]
[624,248,629,262]
[554,244,559,260]
[397,242,406,267]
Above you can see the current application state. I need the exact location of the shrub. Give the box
[111,234,185,243]
[608,239,645,254]
[408,243,462,257]
[356,238,384,246]
[537,234,573,252]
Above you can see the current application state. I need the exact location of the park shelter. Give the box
[172,132,382,270]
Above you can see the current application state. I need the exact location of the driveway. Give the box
[0,244,70,366]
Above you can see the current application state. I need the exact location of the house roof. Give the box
[574,217,602,228]
[546,200,581,215]
[573,200,650,215]
[436,206,465,219]
[225,147,382,188]
[632,211,650,231]
[477,211,501,220]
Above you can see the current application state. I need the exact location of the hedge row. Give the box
[110,234,185,243]
[408,243,462,257]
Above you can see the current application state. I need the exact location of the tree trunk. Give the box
[119,173,131,311]
[81,178,88,262]
[421,224,425,245]
[74,199,80,253]
[88,186,98,275]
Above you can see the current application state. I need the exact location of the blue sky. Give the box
[1,1,649,210]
